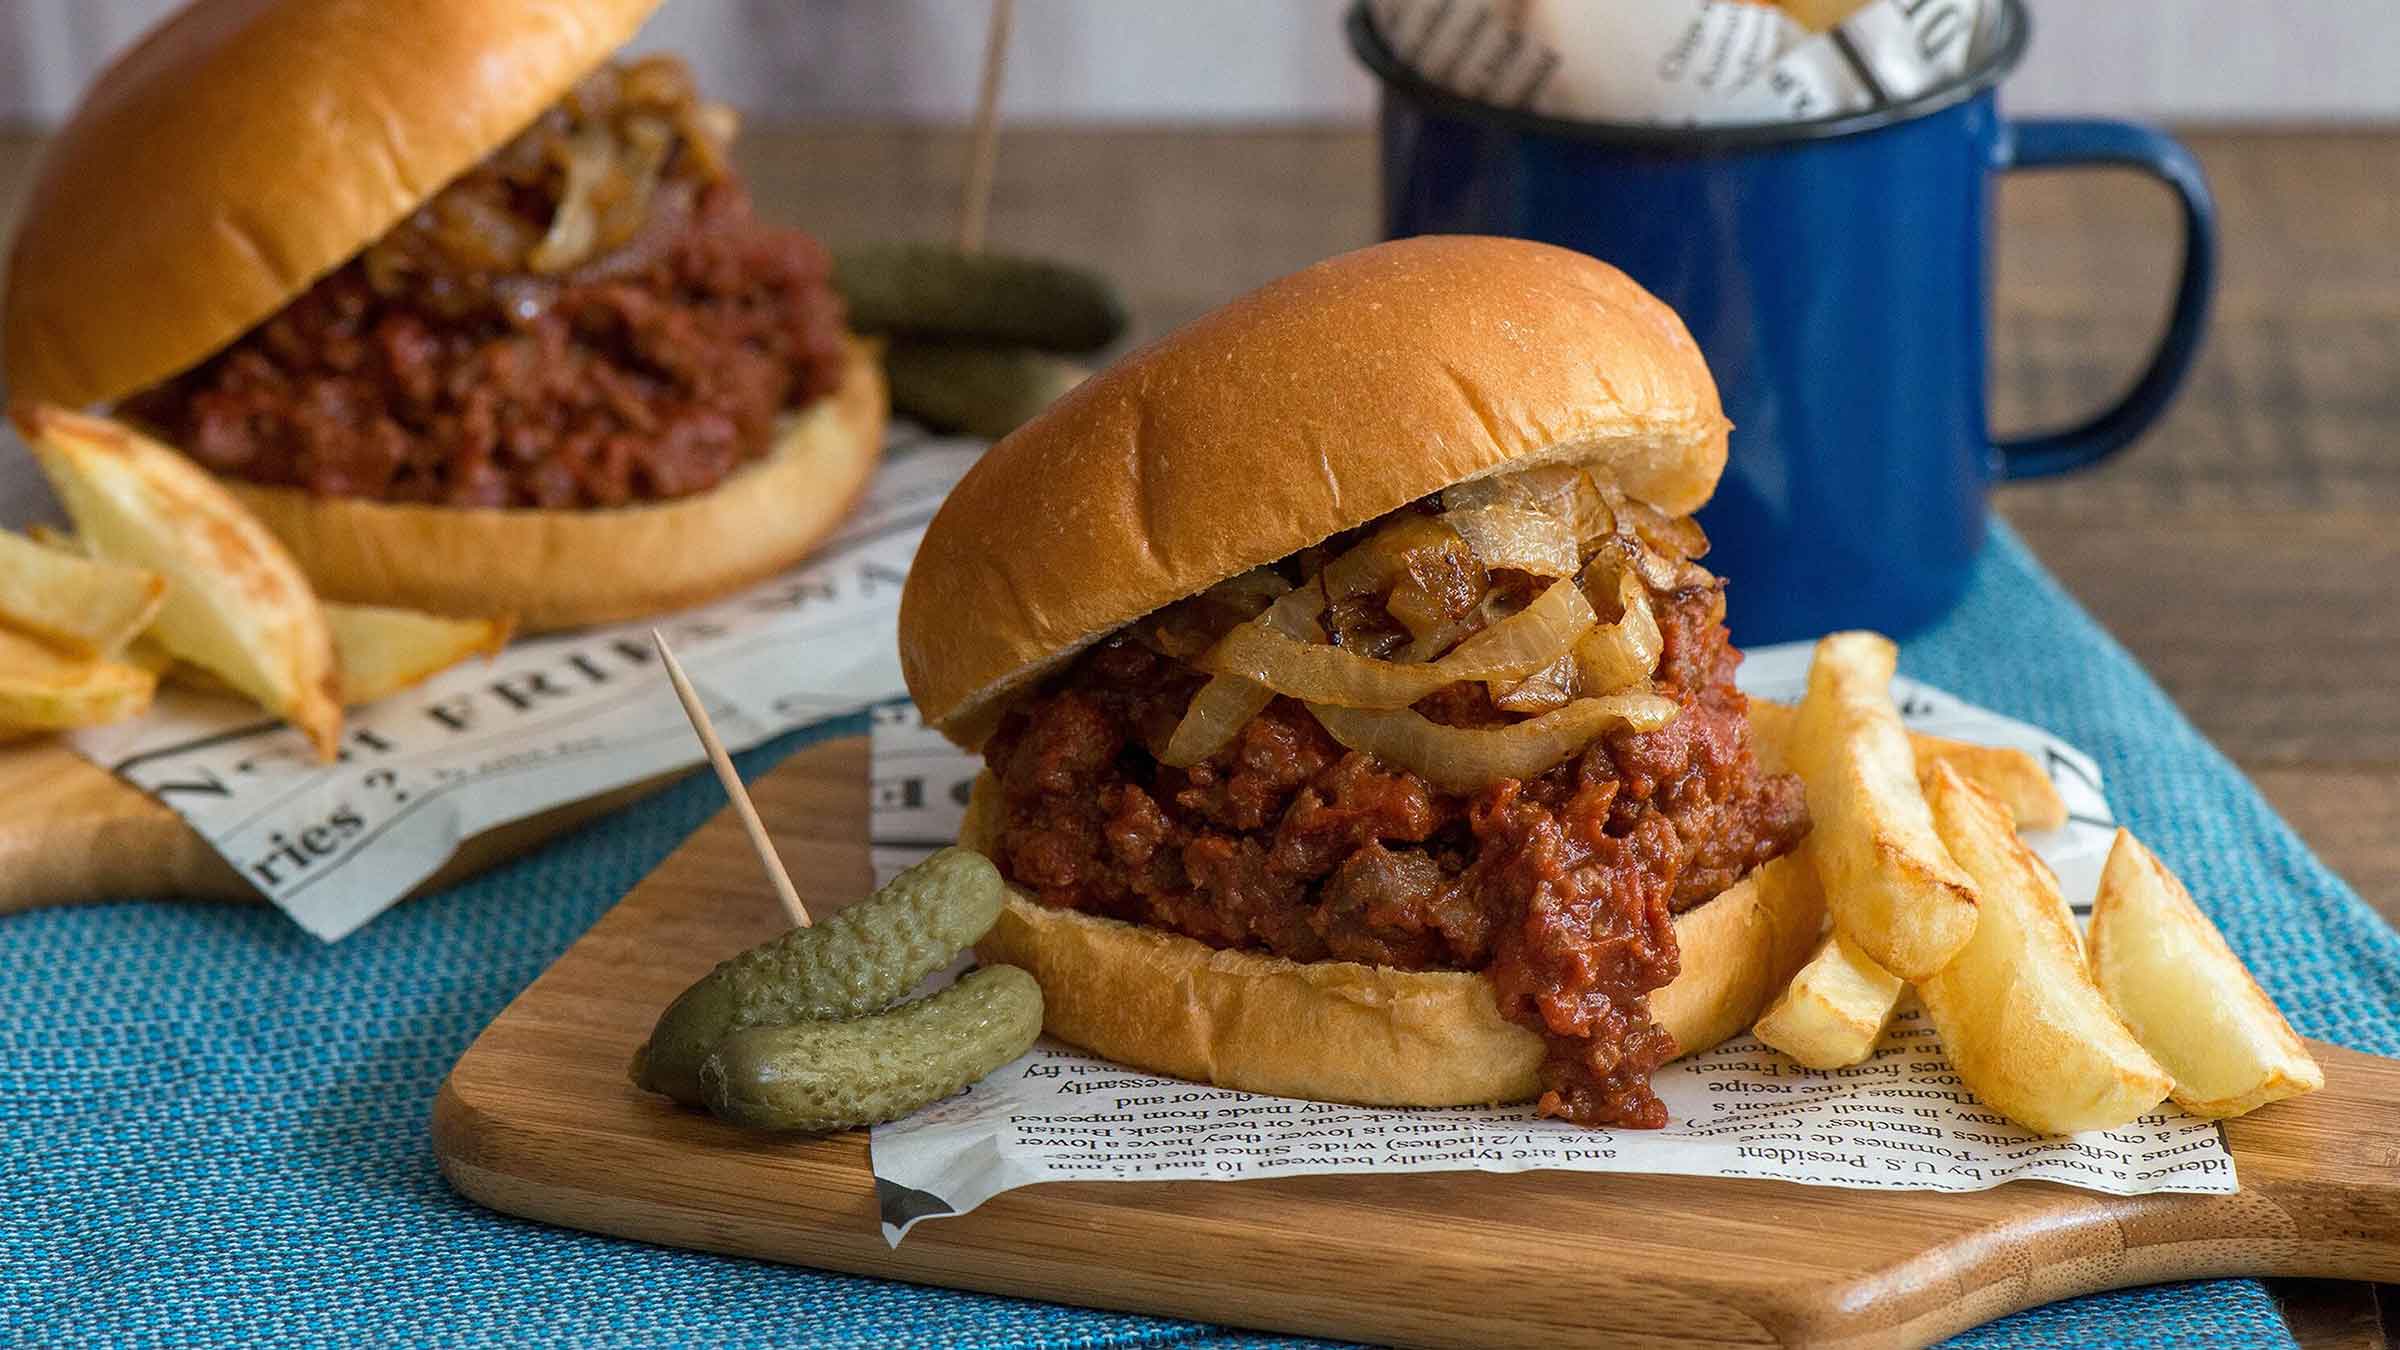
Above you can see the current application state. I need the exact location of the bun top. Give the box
[898,235,1730,746]
[4,0,661,410]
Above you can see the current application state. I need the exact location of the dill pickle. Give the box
[884,342,1090,440]
[833,243,1127,353]
[632,847,1004,1104]
[700,964,1043,1133]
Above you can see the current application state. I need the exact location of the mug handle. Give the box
[1989,119,2218,480]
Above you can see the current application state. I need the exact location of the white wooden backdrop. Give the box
[1,0,2394,125]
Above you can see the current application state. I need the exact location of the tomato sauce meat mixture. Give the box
[982,482,1810,1128]
[123,56,848,510]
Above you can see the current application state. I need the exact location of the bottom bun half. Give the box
[964,771,1826,1109]
[223,337,887,632]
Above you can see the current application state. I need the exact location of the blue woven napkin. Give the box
[4,521,2392,1350]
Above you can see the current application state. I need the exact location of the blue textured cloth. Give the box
[4,522,2392,1350]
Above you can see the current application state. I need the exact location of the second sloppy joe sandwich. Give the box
[899,236,1817,1128]
[5,0,884,631]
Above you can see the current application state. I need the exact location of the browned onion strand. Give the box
[1159,674,1277,767]
[1440,504,1577,578]
[1306,693,1681,792]
[1441,463,1615,542]
[1203,576,1594,709]
[1321,514,1486,650]
[1161,463,1707,784]
[1571,567,1664,694]
[1158,581,1324,766]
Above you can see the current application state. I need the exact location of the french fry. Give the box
[0,626,156,732]
[19,405,339,758]
[1788,632,1979,979]
[328,603,513,705]
[0,527,167,657]
[2089,829,2322,1118]
[1751,699,2066,832]
[1919,763,2171,1134]
[25,523,80,553]
[1754,930,1904,1070]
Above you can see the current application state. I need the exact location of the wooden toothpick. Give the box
[956,0,1014,252]
[652,629,811,929]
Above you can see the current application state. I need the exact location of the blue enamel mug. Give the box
[1348,0,2215,643]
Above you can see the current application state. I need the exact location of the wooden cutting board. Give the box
[0,738,682,915]
[433,735,2400,1350]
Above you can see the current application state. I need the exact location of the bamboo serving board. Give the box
[434,735,2400,1350]
[0,738,681,915]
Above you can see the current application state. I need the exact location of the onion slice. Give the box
[1160,674,1276,768]
[1442,464,1615,543]
[1203,576,1596,709]
[1159,581,1324,767]
[1306,692,1681,792]
[1443,505,1578,578]
[528,126,616,274]
[1574,568,1665,693]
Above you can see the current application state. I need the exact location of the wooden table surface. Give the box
[0,124,2391,1345]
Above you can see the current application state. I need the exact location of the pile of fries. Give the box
[1749,632,2322,1133]
[0,406,511,756]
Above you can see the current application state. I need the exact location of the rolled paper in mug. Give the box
[1367,0,1994,127]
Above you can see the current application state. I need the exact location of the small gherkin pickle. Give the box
[884,342,1090,441]
[633,847,1004,1104]
[833,243,1128,353]
[701,965,1044,1133]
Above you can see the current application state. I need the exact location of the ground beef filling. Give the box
[123,59,848,509]
[983,584,1809,1127]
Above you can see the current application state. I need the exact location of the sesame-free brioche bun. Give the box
[897,236,1729,748]
[4,0,662,410]
[962,775,1823,1108]
[222,338,885,632]
[4,0,888,632]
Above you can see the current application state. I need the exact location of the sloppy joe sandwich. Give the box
[5,0,884,631]
[899,236,1816,1128]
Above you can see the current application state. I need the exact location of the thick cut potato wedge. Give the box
[0,626,155,731]
[2089,829,2322,1118]
[0,528,166,656]
[1919,763,2172,1134]
[1754,929,1904,1070]
[1788,632,1979,979]
[1751,699,2065,832]
[20,405,339,757]
[328,603,512,706]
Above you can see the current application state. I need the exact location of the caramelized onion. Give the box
[1204,577,1595,709]
[1490,654,1577,714]
[1320,514,1485,648]
[1306,692,1681,792]
[1151,568,1290,661]
[1617,493,1711,562]
[1160,674,1277,767]
[528,126,615,273]
[596,114,677,255]
[1573,568,1665,693]
[1442,464,1614,542]
[1443,504,1578,577]
[1159,582,1323,766]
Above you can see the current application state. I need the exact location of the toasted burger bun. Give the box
[4,0,664,410]
[898,235,1730,748]
[223,340,885,631]
[963,775,1824,1108]
[4,0,887,631]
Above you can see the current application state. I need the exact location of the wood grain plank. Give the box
[0,733,690,915]
[434,736,2400,1350]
